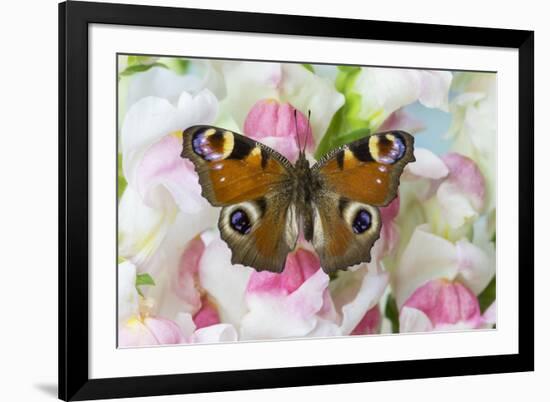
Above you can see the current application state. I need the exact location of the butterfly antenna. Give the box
[294,109,302,154]
[303,109,311,154]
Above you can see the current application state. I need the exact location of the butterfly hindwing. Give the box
[310,192,382,273]
[218,196,299,272]
[181,125,298,272]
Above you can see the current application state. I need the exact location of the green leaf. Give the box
[117,153,127,200]
[302,63,314,73]
[384,293,400,333]
[314,66,376,158]
[478,276,496,313]
[161,58,190,75]
[118,62,167,77]
[136,273,155,287]
[127,55,157,66]
[315,127,371,159]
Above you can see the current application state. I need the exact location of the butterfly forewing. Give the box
[313,131,415,206]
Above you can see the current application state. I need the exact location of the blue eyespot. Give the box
[230,209,252,235]
[379,135,406,164]
[391,136,406,160]
[352,209,371,234]
[192,130,224,161]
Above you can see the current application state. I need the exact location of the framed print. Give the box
[59,1,534,400]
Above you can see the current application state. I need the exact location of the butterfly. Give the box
[181,122,414,274]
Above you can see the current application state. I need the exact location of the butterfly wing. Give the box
[313,131,415,206]
[181,125,298,272]
[310,131,415,272]
[309,191,382,273]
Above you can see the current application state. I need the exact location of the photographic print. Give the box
[116,55,497,347]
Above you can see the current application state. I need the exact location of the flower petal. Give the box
[351,305,382,335]
[170,235,205,315]
[118,261,140,322]
[456,238,494,295]
[198,235,253,328]
[126,66,204,109]
[417,70,453,111]
[219,61,282,130]
[402,279,481,329]
[240,267,329,340]
[392,225,458,307]
[119,318,159,347]
[243,100,314,161]
[174,312,197,340]
[441,153,485,209]
[121,89,218,201]
[118,186,172,266]
[399,307,434,333]
[143,316,184,344]
[378,197,401,257]
[481,301,496,327]
[446,74,496,212]
[193,298,221,329]
[378,109,425,133]
[192,323,238,343]
[137,134,208,213]
[330,265,389,334]
[354,68,452,129]
[405,148,449,180]
[279,64,345,141]
[247,248,319,296]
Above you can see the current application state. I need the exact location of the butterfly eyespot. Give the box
[352,209,372,234]
[230,209,252,235]
[369,133,406,164]
[191,128,234,161]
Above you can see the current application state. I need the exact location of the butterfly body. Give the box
[181,125,414,274]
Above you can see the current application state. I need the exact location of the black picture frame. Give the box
[59,1,534,400]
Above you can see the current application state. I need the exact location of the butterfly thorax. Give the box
[293,151,320,242]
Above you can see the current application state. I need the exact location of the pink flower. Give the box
[378,197,401,258]
[119,316,184,347]
[351,305,382,335]
[240,248,330,339]
[160,232,226,329]
[118,260,185,347]
[392,224,494,308]
[243,99,315,162]
[379,109,425,133]
[399,279,494,332]
[171,235,204,315]
[118,90,220,267]
[193,298,221,329]
[137,134,207,214]
[404,150,486,235]
[118,252,235,347]
[439,152,486,215]
[246,248,319,296]
[328,263,389,335]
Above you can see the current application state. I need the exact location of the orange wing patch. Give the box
[182,125,292,206]
[314,131,415,207]
[207,152,288,204]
